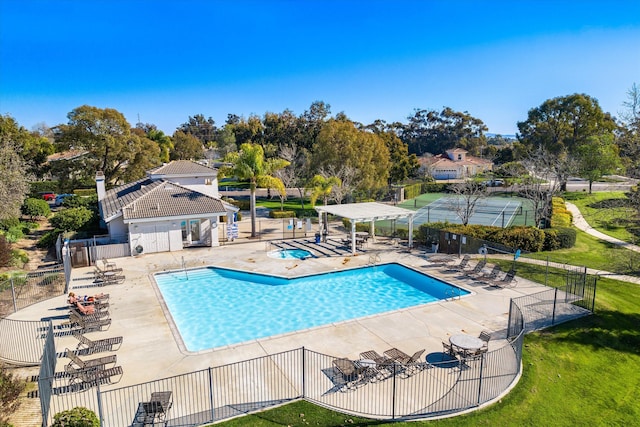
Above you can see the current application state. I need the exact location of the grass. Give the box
[209,263,640,427]
[522,229,640,275]
[563,191,639,243]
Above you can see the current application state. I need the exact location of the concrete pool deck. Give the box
[10,238,574,392]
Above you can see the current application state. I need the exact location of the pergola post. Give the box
[408,215,414,249]
[370,219,375,241]
[351,221,357,255]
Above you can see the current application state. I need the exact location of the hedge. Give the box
[403,183,422,200]
[269,210,296,219]
[550,196,572,227]
[417,222,573,252]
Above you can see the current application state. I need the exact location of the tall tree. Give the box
[220,143,289,237]
[517,93,617,154]
[125,128,162,181]
[517,94,617,191]
[0,115,53,179]
[311,119,390,194]
[171,131,204,160]
[54,105,146,185]
[400,107,487,156]
[299,101,331,150]
[575,134,623,193]
[379,131,419,184]
[0,115,33,220]
[617,83,640,178]
[178,114,217,144]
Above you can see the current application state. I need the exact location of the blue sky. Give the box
[1,0,639,136]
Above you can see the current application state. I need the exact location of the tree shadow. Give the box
[549,310,640,355]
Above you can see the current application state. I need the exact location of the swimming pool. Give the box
[154,263,469,351]
[268,249,313,259]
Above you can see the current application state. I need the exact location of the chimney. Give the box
[96,171,106,201]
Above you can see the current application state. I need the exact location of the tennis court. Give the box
[399,196,526,227]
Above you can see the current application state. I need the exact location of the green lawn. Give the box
[522,228,640,275]
[563,191,639,243]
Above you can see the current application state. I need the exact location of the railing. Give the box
[0,267,65,318]
[0,318,52,365]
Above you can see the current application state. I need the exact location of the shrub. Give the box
[542,228,561,251]
[73,189,96,197]
[10,249,29,268]
[51,407,100,427]
[37,229,61,249]
[403,183,422,200]
[492,226,546,252]
[50,207,93,232]
[0,236,12,268]
[0,227,23,244]
[269,210,296,219]
[0,218,20,232]
[0,364,26,425]
[21,198,51,220]
[235,200,251,210]
[550,197,572,227]
[554,227,577,249]
[422,183,447,193]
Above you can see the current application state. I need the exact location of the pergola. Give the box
[314,202,416,255]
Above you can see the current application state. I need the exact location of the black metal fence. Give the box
[0,317,51,365]
[14,265,597,426]
[0,267,66,318]
[38,342,526,426]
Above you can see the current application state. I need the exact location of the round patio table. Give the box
[449,334,483,351]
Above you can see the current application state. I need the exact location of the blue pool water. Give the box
[268,249,313,259]
[154,263,469,351]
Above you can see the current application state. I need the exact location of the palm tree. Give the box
[307,174,342,206]
[221,143,289,237]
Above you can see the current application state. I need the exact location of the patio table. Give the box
[449,334,483,352]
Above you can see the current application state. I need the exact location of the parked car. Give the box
[39,191,56,201]
[481,179,504,187]
[55,193,75,206]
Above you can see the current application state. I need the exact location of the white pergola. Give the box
[314,202,416,255]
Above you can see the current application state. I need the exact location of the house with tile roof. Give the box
[97,160,238,255]
[420,148,493,180]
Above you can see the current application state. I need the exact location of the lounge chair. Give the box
[69,311,111,332]
[65,348,117,374]
[68,365,123,390]
[442,255,471,272]
[73,331,123,353]
[101,258,119,271]
[69,305,109,318]
[469,264,501,281]
[383,348,426,376]
[484,269,517,288]
[462,259,487,277]
[94,269,125,285]
[332,358,368,388]
[359,350,394,379]
[134,391,173,427]
[478,330,492,351]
